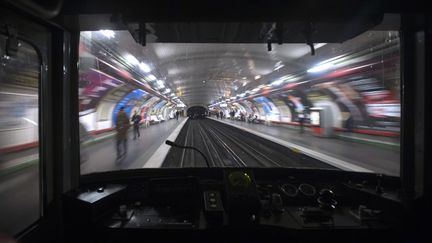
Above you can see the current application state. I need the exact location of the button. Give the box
[210,204,217,208]
[209,198,216,203]
[146,218,151,223]
[209,192,215,197]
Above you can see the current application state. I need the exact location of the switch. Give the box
[271,193,284,213]
[203,191,224,225]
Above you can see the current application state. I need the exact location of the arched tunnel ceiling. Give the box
[95,28,395,107]
[149,43,314,106]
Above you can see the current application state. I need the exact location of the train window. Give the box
[0,36,40,235]
[79,27,400,176]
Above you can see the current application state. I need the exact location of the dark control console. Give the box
[203,191,224,225]
[63,168,404,243]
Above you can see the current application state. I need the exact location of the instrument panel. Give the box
[64,169,403,242]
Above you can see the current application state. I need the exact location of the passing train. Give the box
[0,1,430,243]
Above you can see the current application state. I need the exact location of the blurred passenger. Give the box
[219,110,223,119]
[299,112,305,134]
[216,111,219,119]
[345,113,354,133]
[131,110,141,140]
[176,110,179,120]
[79,122,90,163]
[116,107,129,160]
[248,114,258,123]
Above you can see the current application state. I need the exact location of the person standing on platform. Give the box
[131,110,141,140]
[298,112,305,134]
[345,113,354,134]
[116,106,129,160]
[176,110,179,121]
[220,110,223,119]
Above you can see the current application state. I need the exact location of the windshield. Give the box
[79,25,400,176]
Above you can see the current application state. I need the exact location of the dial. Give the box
[298,183,316,196]
[280,183,298,197]
[228,171,252,188]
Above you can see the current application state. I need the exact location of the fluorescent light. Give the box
[170,93,175,97]
[239,93,246,97]
[243,82,247,86]
[124,54,139,65]
[274,64,284,71]
[99,30,115,39]
[254,75,261,80]
[163,89,171,94]
[156,80,164,86]
[139,62,151,73]
[307,63,334,73]
[271,78,284,86]
[147,74,156,81]
[252,88,260,92]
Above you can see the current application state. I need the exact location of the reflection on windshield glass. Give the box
[0,37,40,235]
[79,29,400,176]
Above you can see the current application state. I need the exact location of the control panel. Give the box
[63,169,403,242]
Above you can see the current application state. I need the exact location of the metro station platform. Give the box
[81,117,188,174]
[209,117,400,176]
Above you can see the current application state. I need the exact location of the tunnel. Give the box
[187,106,207,119]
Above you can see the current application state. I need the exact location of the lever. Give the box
[166,140,210,167]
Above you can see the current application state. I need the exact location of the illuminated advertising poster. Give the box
[112,89,148,124]
[79,68,124,112]
[141,96,160,120]
[152,100,167,112]
[253,96,280,121]
[253,96,271,113]
[287,95,304,113]
[362,90,400,118]
[310,111,321,126]
[270,97,292,122]
[341,77,400,131]
[239,100,253,114]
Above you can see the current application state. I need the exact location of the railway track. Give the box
[162,118,337,170]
